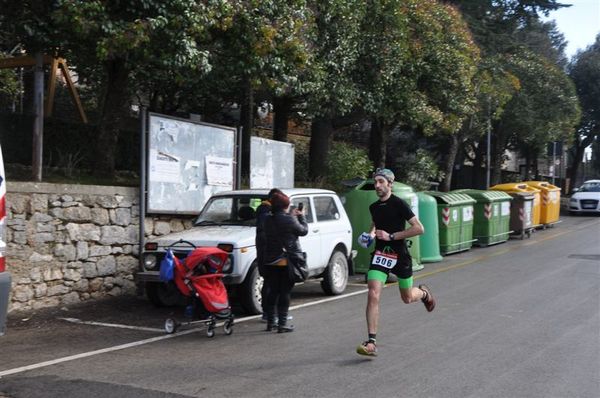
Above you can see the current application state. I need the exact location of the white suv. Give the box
[136,188,355,314]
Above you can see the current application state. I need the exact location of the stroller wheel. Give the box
[164,318,178,334]
[223,319,233,335]
[206,326,215,338]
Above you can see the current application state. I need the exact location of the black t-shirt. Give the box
[369,194,415,253]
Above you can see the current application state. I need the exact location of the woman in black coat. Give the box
[263,192,308,333]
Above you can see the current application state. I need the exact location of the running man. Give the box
[356,168,436,357]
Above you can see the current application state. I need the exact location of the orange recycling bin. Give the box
[524,181,561,226]
[490,183,542,227]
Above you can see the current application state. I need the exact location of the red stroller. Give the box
[164,247,234,337]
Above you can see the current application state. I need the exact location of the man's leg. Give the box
[398,277,436,312]
[366,278,384,335]
[357,270,386,356]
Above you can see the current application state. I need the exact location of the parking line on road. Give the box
[58,317,165,333]
[0,328,199,378]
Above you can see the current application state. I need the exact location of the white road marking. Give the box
[0,328,198,378]
[0,288,369,378]
[58,317,164,333]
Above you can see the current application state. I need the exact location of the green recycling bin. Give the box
[342,179,422,274]
[453,189,512,247]
[417,192,442,263]
[424,191,476,255]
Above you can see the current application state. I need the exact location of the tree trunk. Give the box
[369,118,386,169]
[309,117,333,180]
[524,149,531,180]
[93,58,130,178]
[490,120,507,186]
[568,132,595,191]
[273,96,291,142]
[440,134,460,192]
[491,135,504,186]
[471,138,486,188]
[239,79,254,178]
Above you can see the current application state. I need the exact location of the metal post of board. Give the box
[236,126,242,190]
[32,52,44,182]
[139,106,147,271]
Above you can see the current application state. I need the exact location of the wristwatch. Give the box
[389,233,395,241]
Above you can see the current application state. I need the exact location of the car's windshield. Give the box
[579,182,600,192]
[194,195,266,226]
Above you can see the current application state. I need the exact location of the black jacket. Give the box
[255,200,271,265]
[264,210,308,264]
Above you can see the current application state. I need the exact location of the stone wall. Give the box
[6,182,194,312]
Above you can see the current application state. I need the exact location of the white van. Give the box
[0,144,9,336]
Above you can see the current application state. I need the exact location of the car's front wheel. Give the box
[239,265,263,314]
[321,250,349,295]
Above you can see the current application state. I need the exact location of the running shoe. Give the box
[356,341,377,357]
[419,284,436,312]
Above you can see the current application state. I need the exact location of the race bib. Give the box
[371,250,398,269]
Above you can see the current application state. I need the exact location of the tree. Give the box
[455,55,520,188]
[447,0,574,186]
[302,0,366,179]
[567,35,600,188]
[0,0,231,177]
[193,1,312,177]
[491,50,580,184]
[355,0,478,188]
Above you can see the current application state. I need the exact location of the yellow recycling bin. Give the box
[524,181,561,226]
[490,183,542,227]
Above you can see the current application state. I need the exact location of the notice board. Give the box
[250,137,294,189]
[147,113,236,214]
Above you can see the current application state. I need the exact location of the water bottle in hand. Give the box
[357,232,373,249]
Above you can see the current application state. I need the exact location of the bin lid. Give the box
[416,192,436,203]
[524,181,561,191]
[351,179,416,193]
[490,183,530,192]
[509,192,535,200]
[392,181,415,193]
[452,189,513,203]
[423,191,476,205]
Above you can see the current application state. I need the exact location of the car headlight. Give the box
[569,198,578,203]
[222,256,233,273]
[144,254,157,270]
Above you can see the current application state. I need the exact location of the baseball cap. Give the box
[373,168,395,183]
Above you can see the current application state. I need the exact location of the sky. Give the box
[544,0,600,59]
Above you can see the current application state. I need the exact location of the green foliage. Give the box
[325,142,370,184]
[502,49,581,151]
[393,149,444,191]
[301,0,366,119]
[291,137,370,190]
[356,0,479,134]
[569,35,600,134]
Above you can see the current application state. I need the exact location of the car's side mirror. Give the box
[572,188,579,193]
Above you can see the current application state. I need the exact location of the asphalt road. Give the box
[1,214,599,398]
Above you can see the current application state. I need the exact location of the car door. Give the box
[312,195,344,267]
[290,196,321,271]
